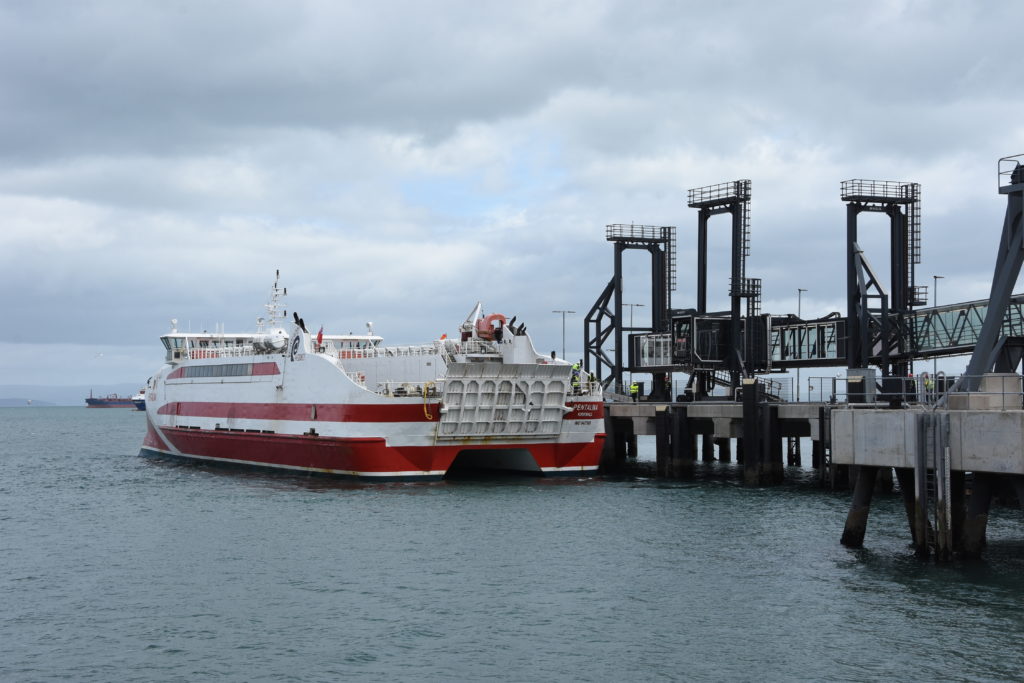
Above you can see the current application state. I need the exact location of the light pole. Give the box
[623,303,645,330]
[552,310,575,360]
[932,275,943,377]
[797,289,807,401]
[623,303,644,389]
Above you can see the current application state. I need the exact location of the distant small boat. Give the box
[86,389,146,410]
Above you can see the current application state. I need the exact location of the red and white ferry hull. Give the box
[141,417,605,480]
[140,318,606,481]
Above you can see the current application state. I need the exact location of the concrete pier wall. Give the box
[831,408,1024,475]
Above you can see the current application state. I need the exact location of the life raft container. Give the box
[475,313,507,340]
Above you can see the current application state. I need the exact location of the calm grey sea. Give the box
[2,407,1024,682]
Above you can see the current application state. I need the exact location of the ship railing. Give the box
[185,345,257,360]
[332,343,441,361]
[451,339,499,356]
[345,371,368,388]
[331,339,502,362]
[373,379,600,401]
[571,380,603,398]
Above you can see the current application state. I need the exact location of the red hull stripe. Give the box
[158,401,441,422]
[150,423,605,476]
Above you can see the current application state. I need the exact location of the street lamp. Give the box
[797,289,807,401]
[933,275,943,377]
[623,303,645,330]
[552,310,575,360]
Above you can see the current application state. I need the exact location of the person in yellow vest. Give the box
[630,381,639,401]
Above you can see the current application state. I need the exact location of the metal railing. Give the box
[184,345,258,360]
[840,179,918,203]
[373,379,601,400]
[687,179,751,207]
[804,373,1024,409]
[329,338,500,362]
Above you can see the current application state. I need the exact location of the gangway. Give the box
[632,293,1024,373]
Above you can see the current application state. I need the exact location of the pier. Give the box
[588,154,1024,559]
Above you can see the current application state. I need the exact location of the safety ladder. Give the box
[914,412,952,558]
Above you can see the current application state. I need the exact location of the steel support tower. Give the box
[963,155,1024,384]
[841,179,924,380]
[584,224,675,397]
[687,179,759,393]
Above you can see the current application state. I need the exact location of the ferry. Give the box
[139,273,605,480]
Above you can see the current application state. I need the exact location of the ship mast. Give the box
[258,270,287,332]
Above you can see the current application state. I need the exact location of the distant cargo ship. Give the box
[86,390,146,410]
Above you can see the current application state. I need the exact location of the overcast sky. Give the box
[3,0,1023,388]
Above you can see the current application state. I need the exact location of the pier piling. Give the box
[716,437,731,462]
[701,435,715,462]
[963,473,996,558]
[786,437,801,467]
[840,466,879,547]
[894,468,920,547]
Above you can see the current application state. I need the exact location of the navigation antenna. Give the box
[258,270,287,332]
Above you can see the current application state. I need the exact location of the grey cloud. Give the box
[3,0,1024,385]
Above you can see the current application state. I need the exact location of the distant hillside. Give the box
[0,384,142,407]
[0,398,57,407]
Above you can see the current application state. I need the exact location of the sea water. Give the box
[2,407,1024,682]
